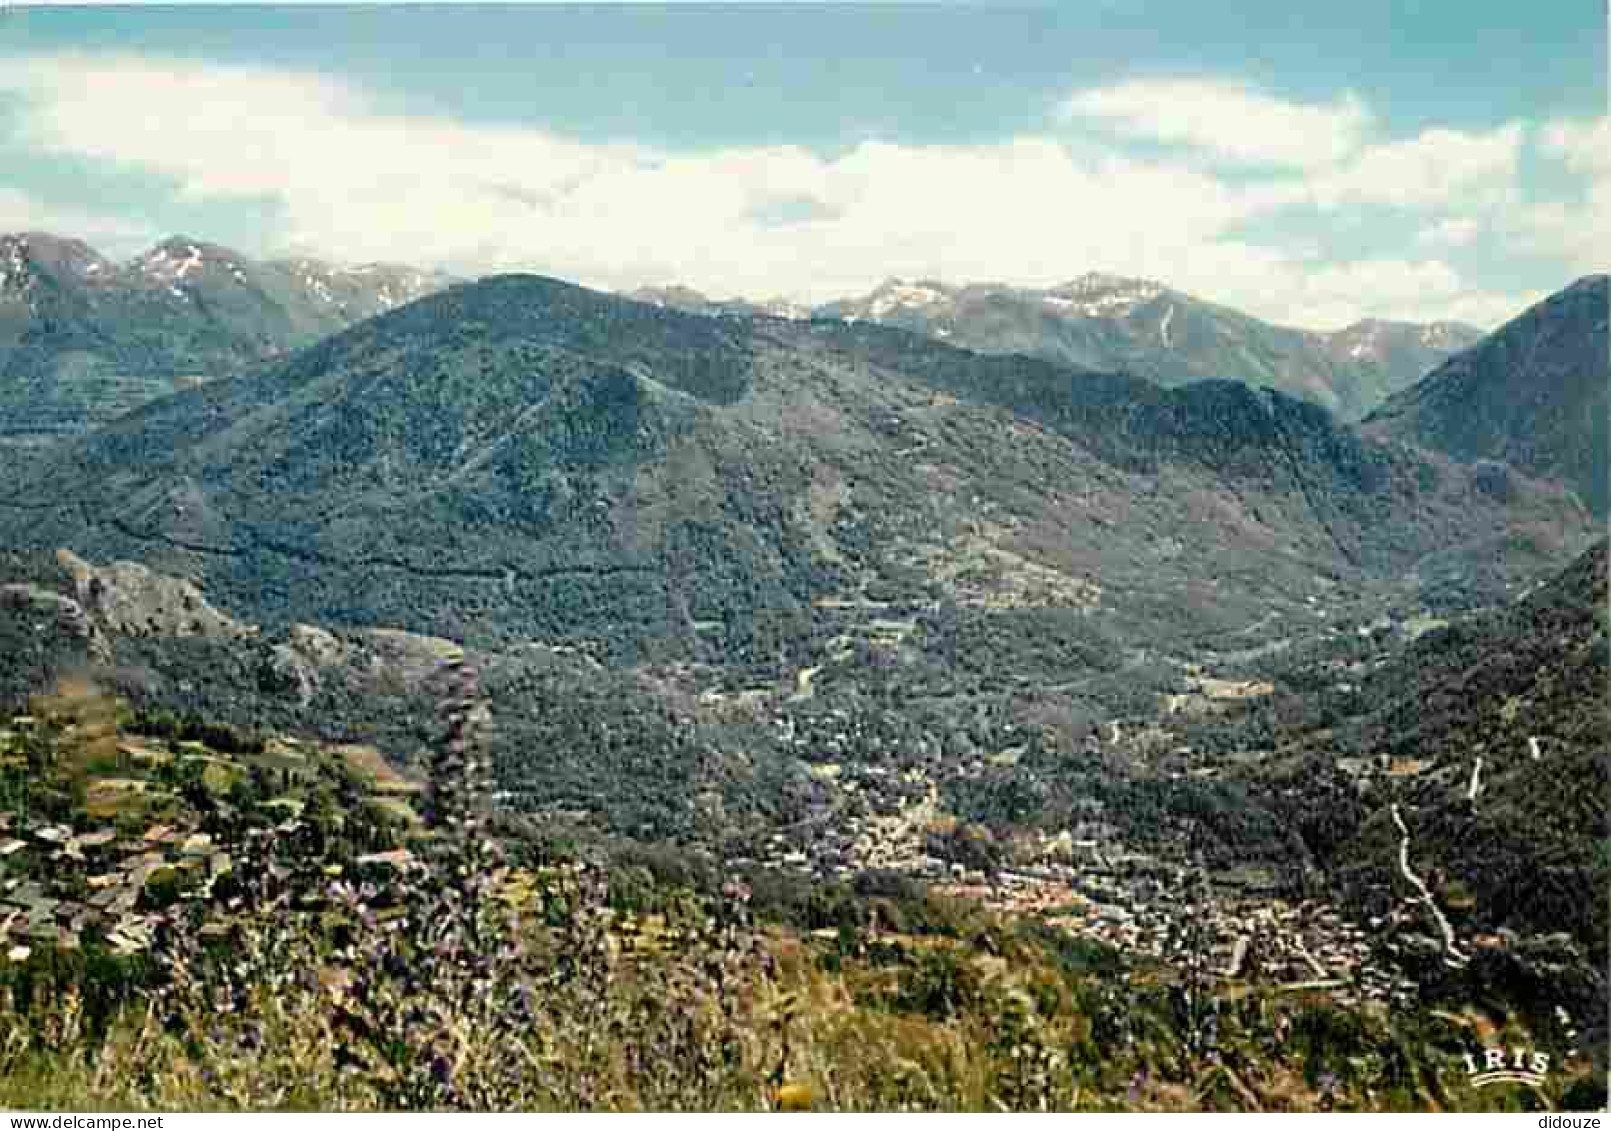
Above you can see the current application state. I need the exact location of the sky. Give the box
[0,2,1605,330]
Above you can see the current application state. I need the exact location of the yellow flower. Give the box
[776,1082,815,1112]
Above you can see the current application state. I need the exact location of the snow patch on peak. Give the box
[175,244,204,279]
[301,271,334,305]
[135,242,207,288]
[1418,322,1463,350]
[1056,271,1162,297]
[867,280,950,319]
[1340,320,1388,360]
[759,298,809,320]
[0,239,27,293]
[1331,318,1475,364]
[1348,336,1379,361]
[0,234,113,291]
[1044,272,1164,318]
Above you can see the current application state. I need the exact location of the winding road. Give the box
[1391,803,1470,968]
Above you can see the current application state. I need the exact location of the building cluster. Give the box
[750,756,1423,1004]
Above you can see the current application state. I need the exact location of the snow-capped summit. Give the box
[1042,273,1165,318]
[0,236,29,293]
[863,278,953,319]
[754,297,812,320]
[1334,318,1390,361]
[133,237,256,293]
[0,230,459,440]
[1417,322,1472,351]
[1055,271,1164,295]
[0,232,115,293]
[121,240,453,314]
[1325,318,1483,365]
[272,257,449,313]
[140,240,206,281]
[626,284,810,321]
[508,265,1497,421]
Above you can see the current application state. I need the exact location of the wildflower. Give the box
[432,1053,453,1084]
[776,1081,815,1111]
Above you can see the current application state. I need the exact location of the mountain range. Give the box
[0,232,454,442]
[0,273,1590,670]
[1366,275,1609,516]
[631,274,1485,421]
[0,230,1529,453]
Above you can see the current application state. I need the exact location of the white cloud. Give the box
[0,186,153,252]
[1303,123,1526,210]
[1538,115,1611,174]
[1059,79,1372,170]
[1268,258,1538,329]
[1415,217,1481,249]
[1510,116,1611,273]
[1509,200,1607,274]
[0,55,1285,300]
[0,54,1553,330]
[1061,79,1528,213]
